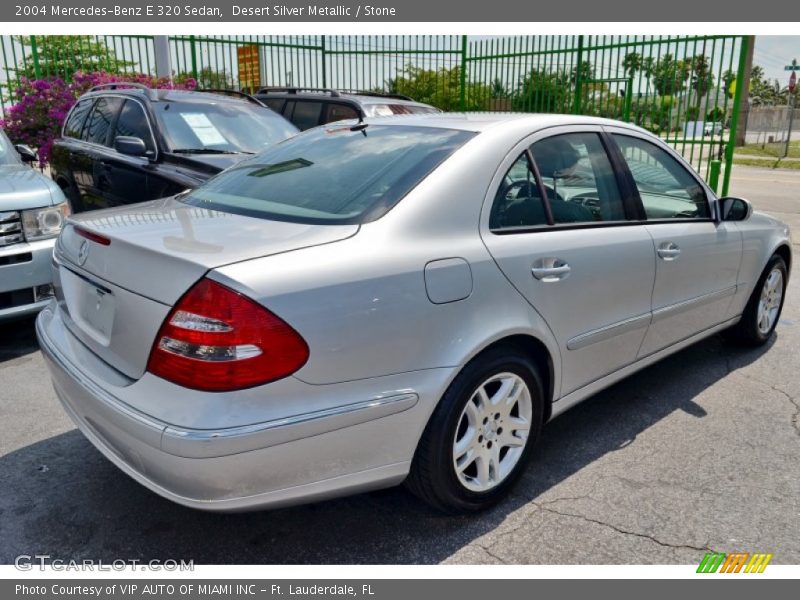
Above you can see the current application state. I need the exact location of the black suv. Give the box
[254,87,440,131]
[50,84,298,213]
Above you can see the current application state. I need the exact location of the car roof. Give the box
[256,89,433,108]
[79,88,258,105]
[340,94,429,107]
[357,112,649,134]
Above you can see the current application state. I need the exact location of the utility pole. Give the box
[785,58,798,158]
[153,36,172,81]
[734,35,755,147]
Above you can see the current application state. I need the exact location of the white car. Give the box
[703,122,724,136]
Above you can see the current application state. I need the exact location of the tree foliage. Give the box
[511,68,572,113]
[15,36,136,81]
[688,54,714,100]
[650,53,691,96]
[747,65,791,106]
[176,67,235,90]
[391,64,490,111]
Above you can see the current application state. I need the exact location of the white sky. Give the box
[754,36,800,82]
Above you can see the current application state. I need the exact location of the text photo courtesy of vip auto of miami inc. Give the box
[0,5,798,590]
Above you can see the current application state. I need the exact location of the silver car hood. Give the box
[58,196,359,306]
[0,165,61,210]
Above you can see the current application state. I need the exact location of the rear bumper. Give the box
[0,239,55,321]
[36,305,447,511]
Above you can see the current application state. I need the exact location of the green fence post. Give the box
[29,36,41,79]
[708,160,721,194]
[320,35,327,88]
[459,35,467,111]
[189,35,198,81]
[623,76,633,122]
[721,35,749,197]
[572,35,585,114]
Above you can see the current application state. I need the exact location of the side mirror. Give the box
[114,136,148,157]
[720,197,753,222]
[14,144,37,163]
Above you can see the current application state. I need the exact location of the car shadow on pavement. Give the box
[0,333,775,565]
[0,316,39,364]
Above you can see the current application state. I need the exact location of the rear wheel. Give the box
[406,347,544,513]
[727,254,787,346]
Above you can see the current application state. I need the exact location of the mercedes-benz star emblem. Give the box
[77,240,89,265]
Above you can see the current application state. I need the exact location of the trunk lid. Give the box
[53,196,358,378]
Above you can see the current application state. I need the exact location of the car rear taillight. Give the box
[74,226,111,246]
[147,278,309,392]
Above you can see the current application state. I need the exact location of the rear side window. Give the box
[113,100,156,156]
[291,101,324,130]
[182,125,475,224]
[260,98,286,113]
[531,132,625,223]
[323,103,359,124]
[64,99,93,139]
[491,153,548,229]
[612,134,709,220]
[83,97,123,146]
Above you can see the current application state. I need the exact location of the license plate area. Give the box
[59,266,116,345]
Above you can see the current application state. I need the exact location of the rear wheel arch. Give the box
[407,338,548,512]
[458,334,555,423]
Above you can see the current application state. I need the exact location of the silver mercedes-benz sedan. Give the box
[37,114,791,513]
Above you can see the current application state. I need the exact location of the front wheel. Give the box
[406,347,544,513]
[727,254,788,346]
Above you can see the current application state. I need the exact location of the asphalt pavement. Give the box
[1,165,798,565]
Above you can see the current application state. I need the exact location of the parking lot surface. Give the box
[1,165,798,565]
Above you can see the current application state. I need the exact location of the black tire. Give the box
[406,346,544,514]
[726,254,788,346]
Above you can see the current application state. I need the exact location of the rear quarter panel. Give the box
[211,126,562,392]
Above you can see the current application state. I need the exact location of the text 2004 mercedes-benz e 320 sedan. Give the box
[37,114,791,513]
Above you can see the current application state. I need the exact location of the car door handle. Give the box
[532,258,571,282]
[657,242,681,260]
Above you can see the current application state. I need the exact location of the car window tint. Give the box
[323,103,359,124]
[291,101,323,130]
[612,134,709,220]
[531,132,625,224]
[490,153,548,230]
[260,98,285,113]
[64,99,94,139]
[114,100,155,155]
[182,125,475,225]
[83,97,123,146]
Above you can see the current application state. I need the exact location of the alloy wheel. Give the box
[757,268,784,335]
[452,372,533,493]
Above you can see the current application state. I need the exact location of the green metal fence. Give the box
[1,34,748,194]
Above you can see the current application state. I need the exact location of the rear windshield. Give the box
[181,125,475,224]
